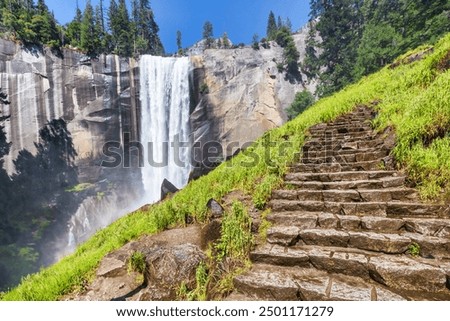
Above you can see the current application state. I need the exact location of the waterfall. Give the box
[139,56,192,203]
[62,56,192,255]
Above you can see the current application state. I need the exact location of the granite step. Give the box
[303,138,385,151]
[233,263,410,301]
[272,188,418,203]
[302,147,385,159]
[284,177,406,190]
[301,150,389,164]
[309,123,372,131]
[265,227,449,258]
[248,246,450,296]
[308,131,375,140]
[266,212,405,233]
[308,126,373,136]
[237,106,450,301]
[291,160,384,173]
[266,212,450,238]
[285,171,402,182]
[269,200,445,218]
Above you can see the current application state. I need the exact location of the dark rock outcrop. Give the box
[161,179,179,200]
[206,198,224,219]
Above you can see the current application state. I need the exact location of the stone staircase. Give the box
[230,107,450,301]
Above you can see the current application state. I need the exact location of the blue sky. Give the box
[46,0,311,54]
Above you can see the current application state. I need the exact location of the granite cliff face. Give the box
[0,40,143,270]
[189,27,317,174]
[0,40,140,179]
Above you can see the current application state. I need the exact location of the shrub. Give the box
[286,91,315,120]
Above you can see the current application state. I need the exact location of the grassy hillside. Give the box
[2,33,450,301]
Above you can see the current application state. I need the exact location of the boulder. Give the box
[160,179,179,199]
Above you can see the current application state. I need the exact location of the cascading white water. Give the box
[139,56,192,203]
[63,56,192,254]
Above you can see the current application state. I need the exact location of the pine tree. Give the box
[98,0,105,34]
[80,0,100,56]
[134,0,164,55]
[95,5,107,53]
[109,0,132,56]
[309,0,324,20]
[277,16,283,29]
[222,32,230,49]
[286,17,293,32]
[176,30,183,55]
[315,0,364,96]
[108,0,119,49]
[130,0,139,54]
[202,21,214,49]
[32,0,61,49]
[65,6,83,47]
[302,21,320,77]
[353,22,401,78]
[286,90,315,120]
[266,11,277,40]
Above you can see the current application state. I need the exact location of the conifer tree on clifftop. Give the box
[80,0,101,57]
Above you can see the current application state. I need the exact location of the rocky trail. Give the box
[230,107,450,301]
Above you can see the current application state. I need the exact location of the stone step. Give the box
[267,212,404,233]
[309,131,374,140]
[248,246,450,296]
[308,126,373,136]
[303,138,385,151]
[285,171,401,182]
[233,263,410,301]
[309,123,372,131]
[284,176,406,190]
[301,150,389,164]
[223,293,257,301]
[300,156,386,165]
[291,160,384,173]
[266,212,450,238]
[265,227,449,258]
[272,188,418,203]
[404,218,450,238]
[269,200,445,218]
[302,147,383,159]
[329,120,372,127]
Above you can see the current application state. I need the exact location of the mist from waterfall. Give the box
[139,56,192,203]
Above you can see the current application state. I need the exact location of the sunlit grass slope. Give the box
[2,33,450,301]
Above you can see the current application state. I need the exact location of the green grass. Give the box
[216,202,253,261]
[128,251,146,274]
[3,32,450,301]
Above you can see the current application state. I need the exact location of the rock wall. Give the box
[0,40,144,268]
[0,40,140,182]
[189,26,318,175]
